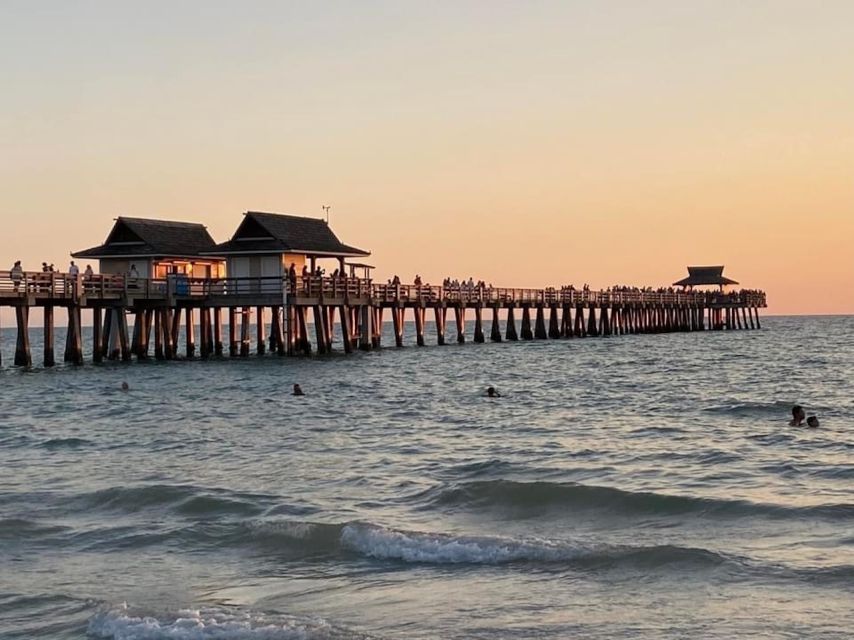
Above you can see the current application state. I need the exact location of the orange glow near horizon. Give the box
[1,2,852,318]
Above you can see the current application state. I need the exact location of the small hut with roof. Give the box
[203,211,370,286]
[673,266,739,291]
[72,217,223,278]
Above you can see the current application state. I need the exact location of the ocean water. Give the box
[1,315,852,639]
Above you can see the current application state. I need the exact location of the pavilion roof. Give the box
[673,265,739,287]
[72,217,218,259]
[205,211,370,257]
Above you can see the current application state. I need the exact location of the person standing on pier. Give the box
[68,261,79,277]
[288,263,297,291]
[10,260,23,291]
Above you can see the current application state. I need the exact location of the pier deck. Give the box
[0,270,767,367]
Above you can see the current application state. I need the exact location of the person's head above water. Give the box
[293,384,304,396]
[806,415,820,428]
[120,381,129,392]
[790,405,805,425]
[486,386,500,398]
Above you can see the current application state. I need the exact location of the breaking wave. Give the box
[87,603,372,640]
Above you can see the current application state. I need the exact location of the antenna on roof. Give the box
[322,205,331,224]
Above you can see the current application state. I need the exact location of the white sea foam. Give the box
[340,523,588,564]
[87,603,367,640]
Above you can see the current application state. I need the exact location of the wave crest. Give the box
[87,603,370,640]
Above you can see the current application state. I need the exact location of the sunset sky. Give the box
[1,1,852,317]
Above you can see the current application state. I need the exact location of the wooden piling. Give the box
[434,306,446,345]
[414,306,426,346]
[64,306,83,365]
[548,306,560,339]
[240,307,251,356]
[454,306,465,343]
[339,306,354,353]
[118,308,131,361]
[14,306,31,367]
[256,307,266,355]
[228,308,238,356]
[359,305,373,351]
[298,307,312,354]
[520,307,533,340]
[392,307,404,347]
[214,308,224,355]
[313,305,328,354]
[154,309,164,360]
[505,307,518,341]
[490,306,502,342]
[474,306,485,343]
[534,306,548,339]
[93,307,104,363]
[43,306,55,367]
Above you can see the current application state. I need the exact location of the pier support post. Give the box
[548,306,560,339]
[185,308,195,358]
[490,306,502,342]
[473,306,485,343]
[43,306,55,367]
[199,308,210,359]
[118,308,131,361]
[535,306,548,339]
[297,307,312,355]
[359,305,373,351]
[240,307,251,356]
[228,308,238,356]
[64,306,83,365]
[269,307,282,355]
[454,306,465,343]
[575,306,586,337]
[14,306,31,367]
[163,308,175,359]
[339,306,354,353]
[373,307,383,348]
[131,311,142,358]
[93,307,104,363]
[754,307,761,329]
[414,307,426,346]
[505,307,518,341]
[256,307,267,355]
[140,310,152,358]
[587,307,598,337]
[520,307,533,340]
[313,305,328,354]
[473,307,485,343]
[154,310,164,360]
[434,307,446,345]
[600,307,611,336]
[562,305,572,337]
[214,308,224,355]
[391,307,404,347]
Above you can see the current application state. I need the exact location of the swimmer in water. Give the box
[806,415,820,428]
[293,384,305,396]
[789,405,805,426]
[486,386,501,398]
[120,381,129,392]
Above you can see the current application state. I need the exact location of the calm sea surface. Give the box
[1,315,852,639]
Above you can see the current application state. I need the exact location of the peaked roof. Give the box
[205,211,370,257]
[72,217,218,259]
[673,265,739,287]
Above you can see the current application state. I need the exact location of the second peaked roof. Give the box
[206,211,370,257]
[72,216,218,259]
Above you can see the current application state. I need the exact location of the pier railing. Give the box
[0,270,766,308]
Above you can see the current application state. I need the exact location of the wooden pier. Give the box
[0,270,767,367]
